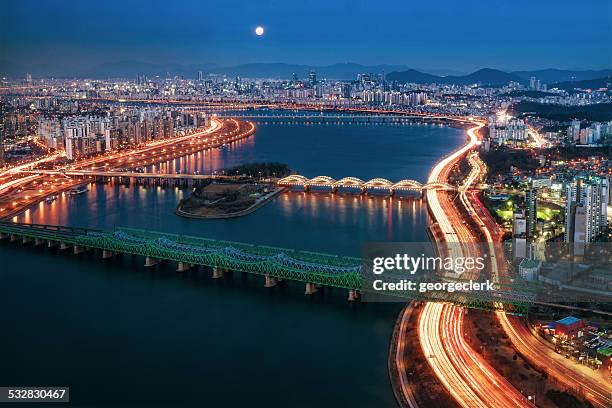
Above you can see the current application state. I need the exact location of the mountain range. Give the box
[549,76,612,92]
[0,60,412,80]
[1,60,610,85]
[386,68,612,86]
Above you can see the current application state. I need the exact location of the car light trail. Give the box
[419,121,532,408]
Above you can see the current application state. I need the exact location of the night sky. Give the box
[1,0,610,71]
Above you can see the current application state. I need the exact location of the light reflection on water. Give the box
[15,122,463,255]
[4,120,465,407]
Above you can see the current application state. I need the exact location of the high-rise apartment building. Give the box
[525,189,538,238]
[564,177,609,243]
[308,71,317,87]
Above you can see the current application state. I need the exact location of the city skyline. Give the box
[1,1,611,407]
[1,0,611,73]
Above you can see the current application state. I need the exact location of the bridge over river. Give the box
[0,221,534,310]
[277,175,456,194]
[17,170,459,194]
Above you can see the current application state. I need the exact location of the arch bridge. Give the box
[277,175,456,195]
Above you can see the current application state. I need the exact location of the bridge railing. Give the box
[277,175,457,192]
[0,222,538,310]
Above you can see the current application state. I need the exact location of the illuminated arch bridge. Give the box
[277,175,455,194]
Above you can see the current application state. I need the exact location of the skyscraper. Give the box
[198,70,204,81]
[0,132,4,165]
[308,70,317,87]
[525,189,538,238]
[512,210,528,258]
[564,177,609,243]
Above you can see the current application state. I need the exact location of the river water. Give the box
[1,118,465,407]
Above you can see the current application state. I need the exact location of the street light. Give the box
[528,395,536,406]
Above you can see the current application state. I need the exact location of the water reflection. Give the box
[16,122,461,255]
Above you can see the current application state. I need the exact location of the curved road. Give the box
[417,122,533,408]
[454,130,612,407]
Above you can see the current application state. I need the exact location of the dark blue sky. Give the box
[1,0,610,71]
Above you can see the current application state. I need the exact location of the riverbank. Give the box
[389,302,459,408]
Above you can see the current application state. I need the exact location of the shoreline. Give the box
[175,186,287,219]
[389,120,483,407]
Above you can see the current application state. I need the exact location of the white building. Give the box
[62,116,110,160]
[489,118,528,144]
[37,117,63,149]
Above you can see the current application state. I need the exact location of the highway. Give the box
[415,121,533,408]
[458,130,612,407]
[0,118,255,217]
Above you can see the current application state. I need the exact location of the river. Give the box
[1,118,465,407]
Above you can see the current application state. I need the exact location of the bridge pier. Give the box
[22,236,32,244]
[305,282,318,295]
[144,256,160,267]
[348,290,358,302]
[73,245,86,255]
[102,249,114,259]
[47,240,57,248]
[34,238,44,246]
[0,232,7,240]
[264,274,277,288]
[59,242,70,250]
[176,262,192,272]
[211,267,224,279]
[10,234,18,242]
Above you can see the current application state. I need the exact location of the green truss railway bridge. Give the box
[0,221,537,310]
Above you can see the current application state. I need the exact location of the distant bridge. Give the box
[0,221,535,309]
[214,114,442,121]
[17,169,241,187]
[277,175,456,194]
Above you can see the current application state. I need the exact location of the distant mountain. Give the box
[83,61,167,78]
[550,76,612,92]
[1,59,611,83]
[421,68,467,77]
[385,69,441,84]
[83,61,221,79]
[0,60,409,80]
[447,68,522,85]
[0,60,221,79]
[0,60,78,78]
[209,62,410,79]
[512,69,612,84]
[387,68,522,86]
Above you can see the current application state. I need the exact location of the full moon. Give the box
[255,26,264,36]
